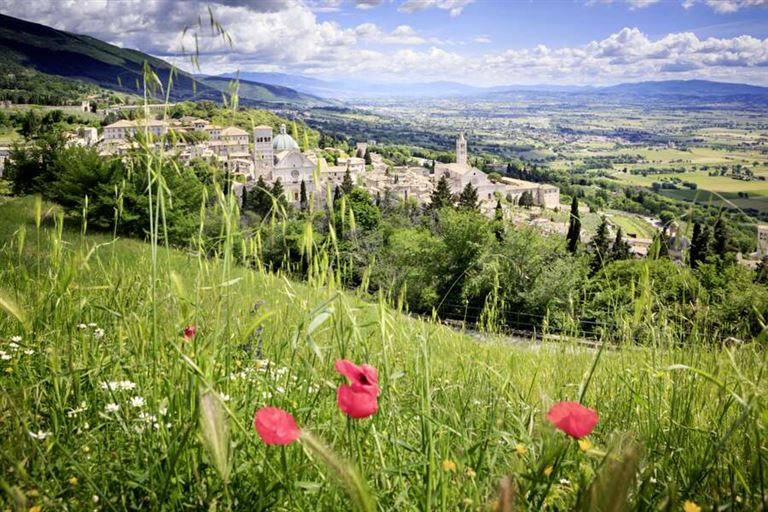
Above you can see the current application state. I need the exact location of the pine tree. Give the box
[430,175,453,210]
[333,185,341,204]
[493,199,504,242]
[341,168,354,194]
[245,176,270,216]
[610,227,632,262]
[590,216,611,273]
[364,150,372,166]
[299,180,308,212]
[458,182,479,211]
[566,196,581,253]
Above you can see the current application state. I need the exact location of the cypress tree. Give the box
[689,222,711,268]
[364,150,372,166]
[493,199,504,242]
[341,168,355,194]
[590,216,611,273]
[713,214,732,258]
[299,180,308,211]
[458,182,479,211]
[566,196,581,253]
[756,255,768,284]
[610,227,632,261]
[430,175,453,210]
[271,178,287,211]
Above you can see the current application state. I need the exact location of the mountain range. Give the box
[223,71,768,100]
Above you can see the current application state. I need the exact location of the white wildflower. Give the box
[92,495,99,504]
[28,430,52,440]
[276,386,285,394]
[130,396,145,408]
[119,380,136,391]
[1,353,11,361]
[10,336,21,343]
[134,424,145,434]
[104,403,120,413]
[261,391,272,400]
[77,324,87,329]
[8,342,19,350]
[93,328,105,339]
[24,349,34,356]
[87,323,97,328]
[559,478,571,485]
[159,405,168,416]
[219,393,231,402]
[649,477,657,484]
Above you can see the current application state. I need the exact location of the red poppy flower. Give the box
[546,401,599,439]
[183,325,196,341]
[337,383,379,419]
[253,407,300,445]
[335,359,379,396]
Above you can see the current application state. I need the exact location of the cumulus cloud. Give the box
[2,1,767,85]
[474,35,491,44]
[596,0,767,11]
[355,0,384,8]
[398,0,475,16]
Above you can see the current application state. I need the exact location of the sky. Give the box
[2,0,768,86]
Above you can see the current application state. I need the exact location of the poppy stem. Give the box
[300,431,376,512]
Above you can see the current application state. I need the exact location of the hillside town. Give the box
[87,117,562,211]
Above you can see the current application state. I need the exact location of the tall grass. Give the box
[1,194,767,510]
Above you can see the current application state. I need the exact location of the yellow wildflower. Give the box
[515,443,526,456]
[683,501,701,512]
[26,489,39,497]
[544,466,554,477]
[5,367,12,374]
[578,439,593,452]
[464,467,476,478]
[68,476,78,486]
[29,506,42,512]
[441,459,457,473]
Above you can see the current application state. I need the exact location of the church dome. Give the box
[272,124,299,151]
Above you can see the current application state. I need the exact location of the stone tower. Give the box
[456,132,467,166]
[253,125,274,170]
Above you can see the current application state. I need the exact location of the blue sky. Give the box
[3,0,768,85]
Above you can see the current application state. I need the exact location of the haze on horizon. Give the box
[2,0,768,87]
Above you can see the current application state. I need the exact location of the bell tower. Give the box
[456,132,467,166]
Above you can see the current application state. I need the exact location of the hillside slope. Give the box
[0,13,319,106]
[0,195,765,509]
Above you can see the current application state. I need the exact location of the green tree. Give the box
[458,182,479,211]
[689,222,711,268]
[756,255,768,284]
[291,121,299,144]
[299,180,308,212]
[566,196,581,253]
[341,168,355,194]
[364,150,372,166]
[590,216,611,273]
[713,214,734,259]
[271,178,288,213]
[430,175,453,210]
[610,227,632,262]
[493,199,504,242]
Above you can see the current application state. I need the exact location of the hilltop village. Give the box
[90,117,560,211]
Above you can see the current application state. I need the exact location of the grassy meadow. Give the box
[1,194,767,511]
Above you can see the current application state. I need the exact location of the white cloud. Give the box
[474,35,491,44]
[398,0,475,16]
[355,0,384,8]
[2,2,767,85]
[596,0,767,11]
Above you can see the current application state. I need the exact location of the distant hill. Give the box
[598,80,768,97]
[0,13,320,106]
[197,75,328,105]
[222,72,768,101]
